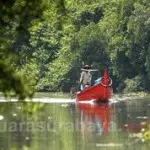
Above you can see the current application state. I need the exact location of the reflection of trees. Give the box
[0,102,46,150]
[113,101,128,131]
[121,100,150,133]
[0,102,78,150]
[0,99,149,150]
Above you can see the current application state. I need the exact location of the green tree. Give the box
[0,0,48,98]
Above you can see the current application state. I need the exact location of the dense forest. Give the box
[0,0,150,98]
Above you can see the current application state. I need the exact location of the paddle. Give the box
[81,69,98,72]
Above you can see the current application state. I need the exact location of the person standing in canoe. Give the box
[80,65,92,90]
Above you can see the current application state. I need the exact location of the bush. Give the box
[124,76,144,92]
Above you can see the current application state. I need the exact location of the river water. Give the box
[0,96,150,150]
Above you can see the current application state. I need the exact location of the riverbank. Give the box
[0,92,72,99]
[35,91,150,101]
[0,91,150,101]
[114,92,150,100]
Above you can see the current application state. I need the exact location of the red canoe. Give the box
[76,68,113,101]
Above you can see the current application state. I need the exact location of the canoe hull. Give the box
[76,83,112,101]
[76,69,112,101]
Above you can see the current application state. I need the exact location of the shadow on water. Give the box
[0,97,150,150]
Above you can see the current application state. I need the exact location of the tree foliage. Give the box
[0,0,150,96]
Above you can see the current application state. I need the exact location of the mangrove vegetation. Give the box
[0,0,150,97]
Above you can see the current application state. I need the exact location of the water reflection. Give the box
[76,100,150,150]
[0,98,150,150]
[77,102,112,135]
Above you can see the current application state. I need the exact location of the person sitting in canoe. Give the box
[80,65,92,90]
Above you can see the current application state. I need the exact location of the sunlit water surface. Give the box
[0,96,150,150]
